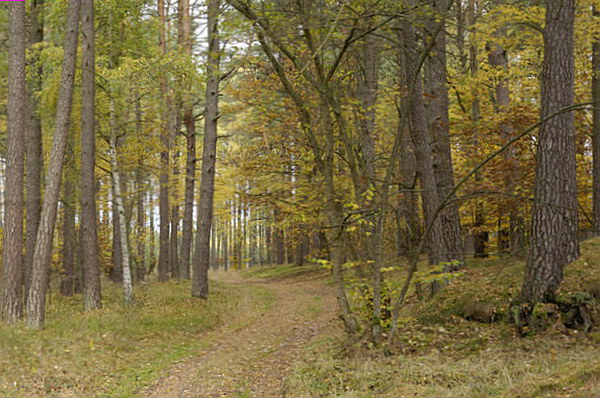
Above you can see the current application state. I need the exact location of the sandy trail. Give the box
[140,270,340,397]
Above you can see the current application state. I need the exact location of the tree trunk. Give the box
[27,0,81,329]
[25,0,44,303]
[80,0,101,311]
[60,136,77,297]
[179,0,195,280]
[109,96,134,303]
[1,2,27,324]
[192,0,221,298]
[402,25,447,269]
[593,7,600,235]
[425,0,464,264]
[158,0,171,282]
[521,0,578,304]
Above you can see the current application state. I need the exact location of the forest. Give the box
[1,0,600,396]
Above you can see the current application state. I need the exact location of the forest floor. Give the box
[139,269,342,397]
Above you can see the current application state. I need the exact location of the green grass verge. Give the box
[241,263,328,280]
[0,278,274,397]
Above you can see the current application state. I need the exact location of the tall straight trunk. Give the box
[109,96,134,303]
[402,25,446,268]
[60,137,77,297]
[468,0,487,258]
[27,0,81,329]
[592,7,600,235]
[158,0,171,282]
[1,2,27,324]
[111,192,124,281]
[170,164,180,278]
[136,169,146,281]
[521,0,578,304]
[192,0,221,298]
[80,0,101,310]
[135,99,147,281]
[179,0,195,280]
[25,0,44,302]
[425,0,464,264]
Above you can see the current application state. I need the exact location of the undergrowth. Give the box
[284,237,600,397]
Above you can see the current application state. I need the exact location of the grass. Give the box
[283,238,600,397]
[241,263,328,280]
[0,278,274,397]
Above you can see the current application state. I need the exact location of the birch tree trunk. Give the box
[109,97,134,303]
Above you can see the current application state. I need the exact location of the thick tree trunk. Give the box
[80,0,101,310]
[25,0,44,302]
[521,0,578,304]
[192,0,221,298]
[1,2,27,324]
[425,0,464,264]
[27,0,81,329]
[402,25,447,269]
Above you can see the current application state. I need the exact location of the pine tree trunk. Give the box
[192,0,221,298]
[521,0,578,304]
[592,7,600,235]
[158,0,171,282]
[80,0,101,311]
[402,25,447,269]
[27,0,81,329]
[1,2,27,324]
[179,0,195,280]
[60,138,77,297]
[25,0,44,302]
[425,0,464,264]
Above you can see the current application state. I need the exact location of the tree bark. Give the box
[192,0,221,298]
[402,25,447,269]
[425,0,464,264]
[109,96,134,303]
[179,0,195,280]
[593,7,600,235]
[1,2,27,324]
[80,0,102,310]
[158,0,171,282]
[60,136,77,297]
[521,0,578,304]
[25,0,44,303]
[27,0,81,329]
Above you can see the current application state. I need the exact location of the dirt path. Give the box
[140,271,340,397]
